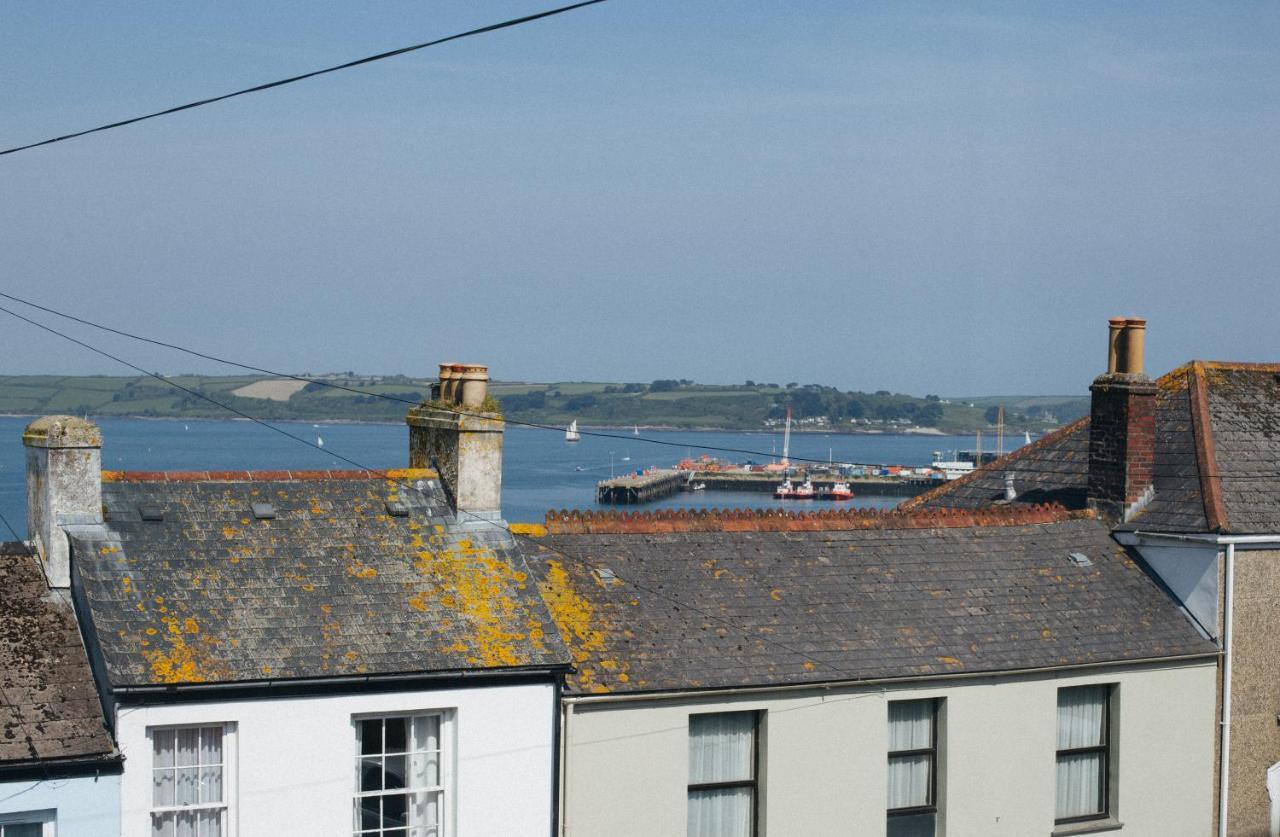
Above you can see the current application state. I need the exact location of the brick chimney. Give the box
[407,364,504,522]
[1087,317,1156,522]
[23,415,103,588]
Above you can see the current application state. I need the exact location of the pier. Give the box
[690,471,938,498]
[597,469,687,504]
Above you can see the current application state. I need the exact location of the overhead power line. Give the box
[0,0,608,157]
[0,300,869,683]
[0,289,852,467]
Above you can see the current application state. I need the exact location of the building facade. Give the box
[527,507,1218,837]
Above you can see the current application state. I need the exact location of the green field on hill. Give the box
[0,374,1089,434]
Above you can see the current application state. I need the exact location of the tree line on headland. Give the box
[0,374,1087,434]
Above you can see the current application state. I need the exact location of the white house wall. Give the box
[115,682,555,837]
[562,661,1216,837]
[0,774,120,837]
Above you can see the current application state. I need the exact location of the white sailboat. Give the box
[633,425,640,436]
[565,420,581,443]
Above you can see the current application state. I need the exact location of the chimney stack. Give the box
[23,415,103,588]
[407,363,504,521]
[1087,317,1156,522]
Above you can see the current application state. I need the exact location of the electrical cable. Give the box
[0,0,608,157]
[0,289,899,468]
[0,302,875,683]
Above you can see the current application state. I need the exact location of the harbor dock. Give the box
[597,469,686,504]
[690,471,937,498]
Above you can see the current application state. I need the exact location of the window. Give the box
[1056,685,1112,823]
[150,724,229,837]
[887,699,939,837]
[355,713,448,837]
[0,809,55,837]
[687,711,759,837]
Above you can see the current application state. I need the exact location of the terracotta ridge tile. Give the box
[542,503,1082,534]
[1188,361,1229,533]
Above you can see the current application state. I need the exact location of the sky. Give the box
[2,2,1277,396]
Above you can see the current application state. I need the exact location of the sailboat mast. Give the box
[782,407,792,466]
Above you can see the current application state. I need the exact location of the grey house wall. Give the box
[561,661,1216,837]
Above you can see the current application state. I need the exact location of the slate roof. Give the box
[526,509,1215,695]
[900,417,1091,512]
[0,543,116,768]
[70,470,569,689]
[905,361,1280,534]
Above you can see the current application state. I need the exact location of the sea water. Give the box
[0,416,1015,535]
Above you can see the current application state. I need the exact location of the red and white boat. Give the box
[827,482,853,501]
[775,479,815,499]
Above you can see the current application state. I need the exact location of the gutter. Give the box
[1129,530,1280,837]
[560,652,1219,706]
[0,751,124,782]
[113,665,570,702]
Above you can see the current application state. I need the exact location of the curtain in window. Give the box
[688,713,754,837]
[1056,686,1107,820]
[152,726,224,837]
[887,701,932,810]
[355,714,443,837]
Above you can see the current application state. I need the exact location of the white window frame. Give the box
[352,709,455,837]
[146,722,237,837]
[0,808,55,837]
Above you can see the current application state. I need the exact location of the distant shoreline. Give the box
[0,413,1010,438]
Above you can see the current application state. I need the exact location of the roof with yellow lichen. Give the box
[905,361,1280,534]
[68,470,569,688]
[526,512,1215,695]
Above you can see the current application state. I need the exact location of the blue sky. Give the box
[2,2,1277,395]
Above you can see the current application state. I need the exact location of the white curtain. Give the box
[409,714,443,834]
[152,726,224,837]
[1056,686,1107,820]
[688,713,755,837]
[887,701,933,810]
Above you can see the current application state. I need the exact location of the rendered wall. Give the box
[562,662,1215,837]
[0,773,120,837]
[1227,547,1280,837]
[115,682,555,837]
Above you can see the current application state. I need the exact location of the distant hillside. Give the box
[0,374,1085,434]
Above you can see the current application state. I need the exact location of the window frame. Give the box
[0,809,56,837]
[886,698,940,820]
[686,710,761,837]
[1054,684,1113,826]
[351,709,454,837]
[145,722,237,837]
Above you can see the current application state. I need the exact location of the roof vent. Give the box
[594,567,617,582]
[1068,552,1093,568]
[386,500,410,517]
[138,505,164,522]
[251,502,276,520]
